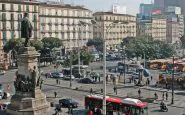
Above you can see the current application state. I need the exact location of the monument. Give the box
[7,13,50,115]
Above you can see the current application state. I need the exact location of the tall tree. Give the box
[41,37,63,49]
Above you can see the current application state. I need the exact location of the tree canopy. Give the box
[86,38,103,51]
[121,36,175,59]
[41,37,63,50]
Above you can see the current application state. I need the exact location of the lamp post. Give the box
[70,48,72,88]
[171,56,174,104]
[91,20,120,115]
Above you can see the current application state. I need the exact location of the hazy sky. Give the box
[43,0,152,15]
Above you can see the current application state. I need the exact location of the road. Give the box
[0,62,185,115]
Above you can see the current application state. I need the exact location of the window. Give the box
[2,13,6,21]
[33,14,37,21]
[11,14,14,21]
[2,31,6,40]
[34,22,37,30]
[2,22,6,30]
[11,4,14,11]
[2,4,6,11]
[34,6,37,12]
[18,14,22,21]
[26,5,29,12]
[11,31,14,39]
[11,22,14,30]
[18,4,21,12]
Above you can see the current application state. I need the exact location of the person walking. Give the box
[54,92,57,98]
[113,86,117,95]
[138,89,141,98]
[90,88,93,94]
[162,92,165,100]
[154,92,158,100]
[166,92,168,100]
[151,76,153,81]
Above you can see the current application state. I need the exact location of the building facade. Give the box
[0,0,40,45]
[93,12,136,47]
[136,20,152,38]
[39,2,93,49]
[152,16,167,41]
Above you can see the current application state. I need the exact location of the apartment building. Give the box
[137,20,152,38]
[39,2,93,49]
[0,0,40,44]
[93,12,136,47]
[152,16,167,41]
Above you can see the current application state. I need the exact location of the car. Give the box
[59,98,79,108]
[51,72,63,78]
[79,78,94,84]
[63,75,75,80]
[0,70,5,75]
[131,72,139,79]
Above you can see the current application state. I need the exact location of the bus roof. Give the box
[122,98,147,108]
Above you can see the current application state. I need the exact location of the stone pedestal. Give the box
[7,47,50,115]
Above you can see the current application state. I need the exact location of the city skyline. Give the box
[42,0,152,15]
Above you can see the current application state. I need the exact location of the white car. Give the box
[51,72,64,78]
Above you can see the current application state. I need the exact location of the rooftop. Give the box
[93,12,135,17]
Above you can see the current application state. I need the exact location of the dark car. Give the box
[79,78,94,84]
[59,98,79,108]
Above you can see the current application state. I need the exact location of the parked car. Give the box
[0,70,5,75]
[63,75,75,80]
[51,72,63,78]
[59,98,79,108]
[79,78,94,84]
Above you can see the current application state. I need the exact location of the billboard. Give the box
[112,4,126,14]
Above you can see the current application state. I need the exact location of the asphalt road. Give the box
[0,62,185,115]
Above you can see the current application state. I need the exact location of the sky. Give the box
[42,0,152,15]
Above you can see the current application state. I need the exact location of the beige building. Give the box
[93,12,136,47]
[152,16,167,41]
[0,0,40,43]
[137,20,152,38]
[39,2,93,49]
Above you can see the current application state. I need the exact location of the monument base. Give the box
[7,88,50,115]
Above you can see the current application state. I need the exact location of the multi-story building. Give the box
[154,0,185,15]
[0,0,40,44]
[136,20,152,38]
[93,12,136,47]
[139,4,153,16]
[39,2,93,49]
[152,16,167,41]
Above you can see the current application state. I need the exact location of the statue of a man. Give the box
[21,12,33,47]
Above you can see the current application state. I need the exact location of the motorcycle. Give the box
[160,105,168,112]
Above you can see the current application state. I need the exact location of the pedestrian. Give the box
[148,78,150,85]
[154,92,158,100]
[56,79,58,84]
[88,110,93,115]
[166,82,168,89]
[113,86,117,95]
[101,89,103,93]
[162,92,164,100]
[58,80,60,84]
[54,92,57,98]
[138,89,141,98]
[166,92,168,100]
[90,88,93,94]
[98,76,101,83]
[151,76,153,81]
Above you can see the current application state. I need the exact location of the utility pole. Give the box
[171,56,174,104]
[70,50,72,88]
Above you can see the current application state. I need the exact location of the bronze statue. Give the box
[21,12,33,47]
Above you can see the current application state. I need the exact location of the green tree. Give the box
[87,38,103,51]
[121,36,175,59]
[42,37,63,49]
[30,39,43,51]
[3,38,24,53]
[180,35,185,57]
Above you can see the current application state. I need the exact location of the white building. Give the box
[39,2,93,49]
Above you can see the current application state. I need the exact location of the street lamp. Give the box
[91,19,120,115]
[171,56,174,104]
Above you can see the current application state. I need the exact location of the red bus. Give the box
[85,95,148,115]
